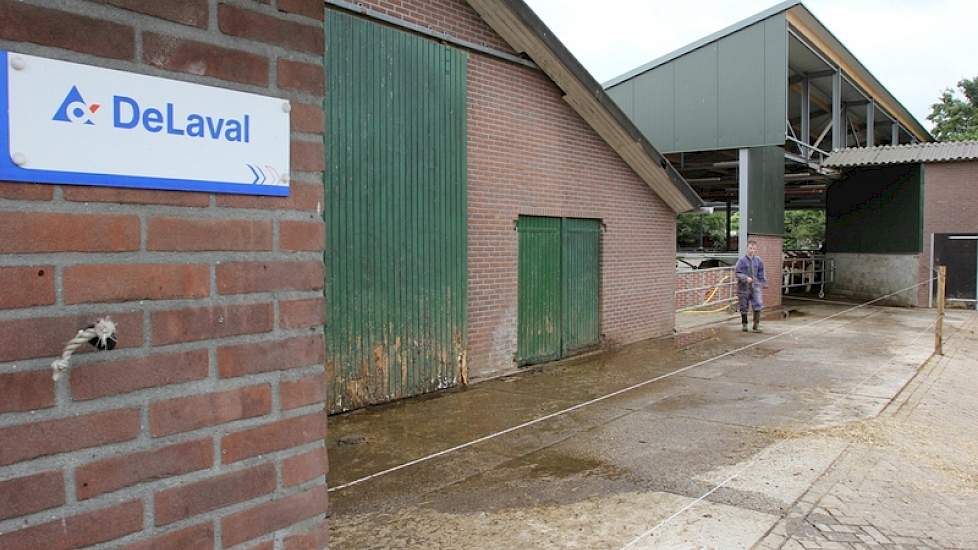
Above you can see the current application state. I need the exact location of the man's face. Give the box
[747,243,757,256]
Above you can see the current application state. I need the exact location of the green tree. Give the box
[783,210,825,250]
[928,77,978,141]
[677,211,736,251]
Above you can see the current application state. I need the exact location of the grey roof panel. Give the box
[824,142,978,167]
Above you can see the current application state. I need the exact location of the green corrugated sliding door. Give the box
[517,216,601,365]
[562,218,601,353]
[517,217,563,364]
[325,9,468,414]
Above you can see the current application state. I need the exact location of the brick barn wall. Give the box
[0,1,329,549]
[353,0,679,381]
[675,268,736,311]
[918,161,978,306]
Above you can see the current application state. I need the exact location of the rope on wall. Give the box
[51,318,117,381]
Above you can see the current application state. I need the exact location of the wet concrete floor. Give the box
[327,302,971,549]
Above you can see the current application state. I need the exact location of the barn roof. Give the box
[824,141,978,168]
[604,0,932,145]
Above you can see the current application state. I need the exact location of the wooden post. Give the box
[936,265,946,355]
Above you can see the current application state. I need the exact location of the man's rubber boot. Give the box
[741,313,749,332]
[752,311,763,333]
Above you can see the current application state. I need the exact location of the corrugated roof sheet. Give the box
[823,141,978,168]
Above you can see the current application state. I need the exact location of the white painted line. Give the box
[328,279,934,494]
[618,460,758,550]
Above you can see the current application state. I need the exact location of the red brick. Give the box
[218,334,324,378]
[247,542,275,550]
[280,374,325,410]
[148,217,273,251]
[64,264,209,304]
[0,266,54,309]
[283,519,329,550]
[0,471,64,521]
[118,523,213,550]
[0,212,139,253]
[63,186,209,207]
[280,220,324,252]
[0,370,55,413]
[0,408,140,466]
[152,303,274,345]
[277,59,324,95]
[0,311,143,362]
[76,439,212,500]
[154,463,275,525]
[277,0,323,20]
[0,2,134,60]
[150,384,272,437]
[215,181,322,211]
[221,485,327,546]
[221,412,324,463]
[0,181,52,201]
[283,447,327,487]
[279,297,325,329]
[71,349,209,401]
[0,500,142,550]
[290,102,325,134]
[219,4,323,54]
[291,139,326,172]
[97,0,209,28]
[217,261,323,295]
[144,32,269,86]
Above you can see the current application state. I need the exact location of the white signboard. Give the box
[1,51,290,196]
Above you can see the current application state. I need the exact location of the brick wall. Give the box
[0,1,328,549]
[354,0,679,380]
[675,268,736,311]
[918,161,978,306]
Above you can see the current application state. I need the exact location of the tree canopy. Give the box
[677,209,824,251]
[928,77,978,142]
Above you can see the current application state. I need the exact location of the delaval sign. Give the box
[0,51,290,196]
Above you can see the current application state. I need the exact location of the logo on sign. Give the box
[52,85,100,125]
[50,86,251,144]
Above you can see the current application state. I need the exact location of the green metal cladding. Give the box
[826,164,924,254]
[606,13,787,154]
[517,217,601,365]
[325,9,468,413]
[746,145,786,236]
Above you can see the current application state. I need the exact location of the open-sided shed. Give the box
[823,142,978,308]
[605,0,932,307]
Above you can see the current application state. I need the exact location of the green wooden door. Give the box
[325,9,468,414]
[562,218,601,353]
[517,216,601,365]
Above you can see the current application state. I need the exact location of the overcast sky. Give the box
[523,0,978,131]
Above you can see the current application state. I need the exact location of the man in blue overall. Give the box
[735,239,767,333]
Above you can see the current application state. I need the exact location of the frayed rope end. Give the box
[51,317,118,381]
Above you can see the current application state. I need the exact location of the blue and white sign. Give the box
[0,51,290,196]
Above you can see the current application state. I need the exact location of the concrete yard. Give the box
[326,302,978,549]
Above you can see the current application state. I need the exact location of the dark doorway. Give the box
[933,234,978,308]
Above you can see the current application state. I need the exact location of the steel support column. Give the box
[892,122,899,145]
[726,200,732,252]
[800,77,811,156]
[738,148,749,255]
[832,70,843,150]
[866,101,875,147]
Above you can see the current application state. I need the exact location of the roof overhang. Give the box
[603,1,932,145]
[784,4,932,143]
[824,141,978,168]
[465,0,702,213]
